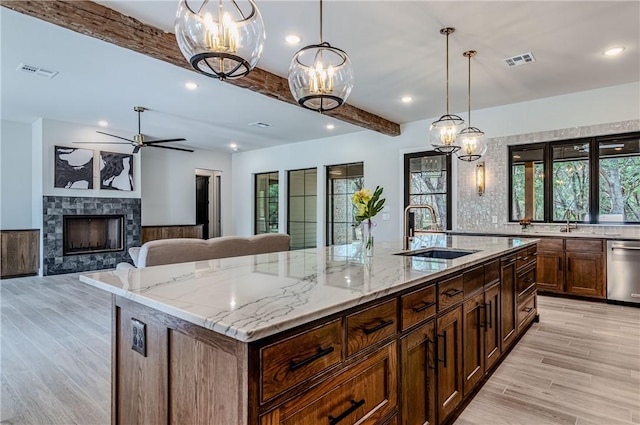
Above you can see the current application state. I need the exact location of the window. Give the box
[288,168,317,249]
[254,172,278,234]
[510,145,545,221]
[509,131,640,224]
[404,152,451,231]
[326,162,364,245]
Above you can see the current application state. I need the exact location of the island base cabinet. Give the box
[436,306,463,424]
[260,342,397,425]
[462,292,485,396]
[400,320,436,425]
[484,282,502,372]
[500,257,517,351]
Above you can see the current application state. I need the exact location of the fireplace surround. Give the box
[63,215,124,255]
[43,196,141,275]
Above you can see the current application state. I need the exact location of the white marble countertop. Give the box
[79,235,536,343]
[450,230,640,240]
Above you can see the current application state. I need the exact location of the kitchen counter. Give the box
[79,234,536,342]
[449,230,640,241]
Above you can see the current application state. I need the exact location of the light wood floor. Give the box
[1,275,638,425]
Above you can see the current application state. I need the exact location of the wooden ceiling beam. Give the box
[2,0,401,137]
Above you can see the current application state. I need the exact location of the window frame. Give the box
[287,167,318,249]
[508,131,640,225]
[325,162,364,246]
[254,171,279,235]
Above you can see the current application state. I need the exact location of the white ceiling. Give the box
[1,1,638,153]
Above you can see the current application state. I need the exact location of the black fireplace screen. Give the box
[63,215,124,255]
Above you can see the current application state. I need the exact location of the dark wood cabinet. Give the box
[1,229,40,278]
[401,320,436,425]
[483,282,501,372]
[436,306,463,423]
[536,237,605,299]
[500,255,517,352]
[462,291,485,396]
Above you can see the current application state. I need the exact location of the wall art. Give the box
[100,151,134,191]
[54,146,94,189]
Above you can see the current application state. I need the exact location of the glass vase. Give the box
[362,220,374,257]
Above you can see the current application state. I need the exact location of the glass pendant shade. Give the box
[430,27,464,154]
[456,49,487,162]
[288,42,354,112]
[175,0,265,80]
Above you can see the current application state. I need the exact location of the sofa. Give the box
[117,233,290,270]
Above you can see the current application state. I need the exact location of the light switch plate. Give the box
[131,318,146,357]
[382,213,390,221]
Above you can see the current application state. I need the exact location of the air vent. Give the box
[16,63,59,79]
[248,122,270,128]
[503,52,536,68]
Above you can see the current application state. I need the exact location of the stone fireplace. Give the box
[43,196,141,275]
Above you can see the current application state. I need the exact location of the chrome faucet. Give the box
[403,204,439,250]
[561,208,578,233]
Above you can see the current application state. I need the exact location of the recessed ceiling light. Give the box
[285,34,301,45]
[229,143,238,151]
[401,96,413,103]
[248,121,270,128]
[604,46,625,56]
[185,81,198,90]
[98,120,108,127]
[326,124,335,130]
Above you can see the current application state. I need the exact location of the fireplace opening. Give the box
[63,215,124,255]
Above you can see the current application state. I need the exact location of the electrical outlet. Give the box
[131,318,146,357]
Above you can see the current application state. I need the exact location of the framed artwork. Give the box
[100,151,134,191]
[54,146,94,189]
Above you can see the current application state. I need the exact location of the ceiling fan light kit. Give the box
[430,27,465,155]
[175,0,266,80]
[456,50,487,162]
[288,0,354,113]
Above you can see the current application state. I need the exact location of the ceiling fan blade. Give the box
[144,138,187,145]
[133,146,141,154]
[73,141,131,145]
[147,144,194,153]
[96,131,135,143]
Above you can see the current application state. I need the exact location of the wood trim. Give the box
[2,0,401,137]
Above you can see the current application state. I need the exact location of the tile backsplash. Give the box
[456,119,640,234]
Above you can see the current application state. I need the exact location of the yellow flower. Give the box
[351,189,372,205]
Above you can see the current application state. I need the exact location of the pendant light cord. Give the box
[319,0,323,43]
[467,53,471,127]
[445,30,450,114]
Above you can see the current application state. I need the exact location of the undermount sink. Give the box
[394,247,478,259]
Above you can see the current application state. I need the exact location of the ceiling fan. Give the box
[78,106,193,153]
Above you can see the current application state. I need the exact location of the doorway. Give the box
[195,169,222,239]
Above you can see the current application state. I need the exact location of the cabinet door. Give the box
[500,257,517,351]
[484,282,501,372]
[400,320,436,425]
[536,250,564,293]
[436,306,463,423]
[462,292,485,396]
[566,252,605,299]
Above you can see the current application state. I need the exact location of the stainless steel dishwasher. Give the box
[607,240,640,304]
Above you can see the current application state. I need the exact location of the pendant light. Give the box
[288,0,354,113]
[175,0,265,80]
[456,50,487,161]
[430,27,464,154]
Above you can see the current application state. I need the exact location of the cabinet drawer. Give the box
[438,275,464,311]
[516,248,536,271]
[537,238,564,251]
[262,343,397,425]
[347,300,397,357]
[566,238,603,253]
[517,292,537,332]
[517,265,536,297]
[261,319,342,403]
[463,265,484,296]
[484,259,500,285]
[401,285,436,331]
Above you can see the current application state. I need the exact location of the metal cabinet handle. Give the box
[525,278,535,284]
[611,245,640,251]
[362,318,394,335]
[479,304,485,328]
[438,331,448,368]
[328,399,365,425]
[444,288,463,297]
[524,307,533,313]
[486,301,492,329]
[412,301,436,313]
[289,346,334,371]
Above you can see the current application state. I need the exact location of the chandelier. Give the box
[457,50,487,161]
[288,0,354,113]
[430,27,464,154]
[175,0,265,80]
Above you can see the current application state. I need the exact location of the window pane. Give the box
[599,136,640,222]
[255,172,278,234]
[289,171,305,196]
[552,143,590,222]
[288,168,317,249]
[327,163,364,245]
[511,147,544,221]
[406,152,448,231]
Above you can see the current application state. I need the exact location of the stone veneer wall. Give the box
[43,196,141,275]
[456,119,640,236]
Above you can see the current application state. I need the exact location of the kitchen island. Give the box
[80,234,539,425]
